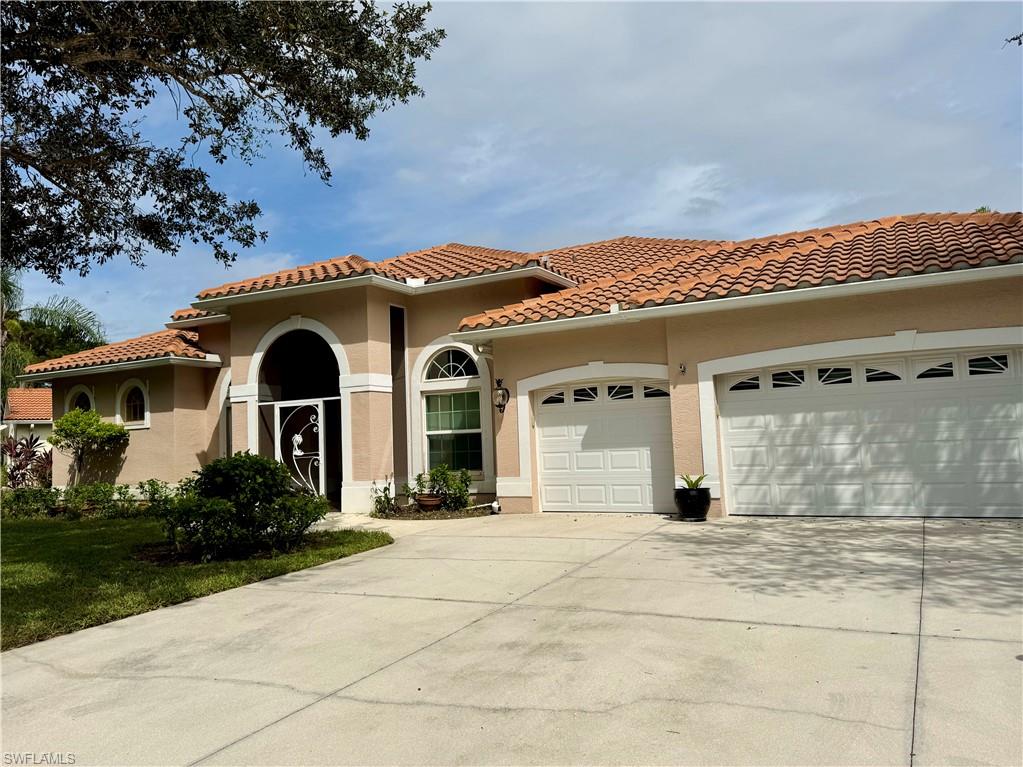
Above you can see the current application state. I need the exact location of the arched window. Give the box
[426,349,478,380]
[423,348,483,473]
[66,385,94,413]
[116,379,150,428]
[123,387,145,424]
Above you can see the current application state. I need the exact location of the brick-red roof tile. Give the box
[459,212,1023,330]
[23,330,212,375]
[5,389,52,421]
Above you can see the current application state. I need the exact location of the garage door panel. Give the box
[730,445,770,467]
[540,451,571,472]
[776,484,818,509]
[608,449,642,471]
[719,347,1023,518]
[573,451,604,471]
[576,485,608,506]
[820,443,861,467]
[869,483,916,508]
[610,485,645,506]
[973,439,1023,465]
[774,445,814,467]
[542,485,572,506]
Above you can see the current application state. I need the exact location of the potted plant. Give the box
[674,474,710,522]
[402,473,443,511]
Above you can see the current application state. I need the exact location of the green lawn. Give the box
[1,517,392,650]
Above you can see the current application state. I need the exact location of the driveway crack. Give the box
[5,654,325,699]
[330,691,907,733]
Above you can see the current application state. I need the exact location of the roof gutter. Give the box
[190,266,576,311]
[453,263,1023,342]
[18,354,223,383]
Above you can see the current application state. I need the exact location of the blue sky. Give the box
[21,1,1023,340]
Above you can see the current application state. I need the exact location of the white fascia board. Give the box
[164,314,230,330]
[189,266,577,311]
[18,354,223,383]
[453,264,1023,342]
[3,420,52,425]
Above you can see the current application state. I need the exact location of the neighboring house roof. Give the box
[22,329,214,376]
[458,212,1023,331]
[5,388,52,422]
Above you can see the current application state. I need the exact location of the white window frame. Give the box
[64,384,95,414]
[410,338,495,488]
[115,377,150,429]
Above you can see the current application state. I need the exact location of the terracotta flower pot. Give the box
[415,493,443,511]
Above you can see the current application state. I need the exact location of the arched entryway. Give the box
[256,329,343,505]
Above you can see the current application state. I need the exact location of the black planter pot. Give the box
[674,487,710,522]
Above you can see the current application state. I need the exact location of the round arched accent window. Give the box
[66,385,94,412]
[426,349,479,380]
[122,386,146,424]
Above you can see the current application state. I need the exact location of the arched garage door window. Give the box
[423,348,483,474]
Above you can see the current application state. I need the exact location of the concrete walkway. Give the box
[2,514,1020,766]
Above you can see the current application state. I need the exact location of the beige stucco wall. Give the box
[490,277,1023,515]
[50,365,213,486]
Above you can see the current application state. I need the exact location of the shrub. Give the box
[49,409,128,485]
[402,465,472,511]
[370,479,401,516]
[162,452,328,561]
[1,435,45,488]
[62,482,143,518]
[429,465,472,511]
[0,486,61,517]
[31,450,53,487]
[137,479,174,516]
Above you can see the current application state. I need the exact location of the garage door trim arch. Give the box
[697,326,1023,501]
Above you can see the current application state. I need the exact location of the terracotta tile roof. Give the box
[459,212,1023,330]
[5,388,52,421]
[23,329,212,376]
[195,243,574,301]
[375,243,539,283]
[538,236,720,284]
[169,307,224,322]
[198,254,372,299]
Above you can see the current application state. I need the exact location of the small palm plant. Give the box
[674,473,710,521]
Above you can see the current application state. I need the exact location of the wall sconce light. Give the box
[678,362,687,375]
[493,378,510,414]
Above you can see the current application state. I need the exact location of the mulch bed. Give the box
[373,506,494,520]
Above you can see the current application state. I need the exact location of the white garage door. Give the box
[718,348,1023,517]
[536,380,675,513]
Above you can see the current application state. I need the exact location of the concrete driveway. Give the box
[2,514,1020,766]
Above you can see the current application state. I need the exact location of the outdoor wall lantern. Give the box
[492,378,510,414]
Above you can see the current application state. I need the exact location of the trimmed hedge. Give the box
[162,453,329,561]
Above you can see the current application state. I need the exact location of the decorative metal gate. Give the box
[273,399,325,495]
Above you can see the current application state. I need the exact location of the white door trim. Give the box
[242,315,353,492]
[504,362,671,499]
[697,326,1023,501]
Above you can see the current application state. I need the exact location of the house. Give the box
[20,211,1023,517]
[2,388,53,447]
